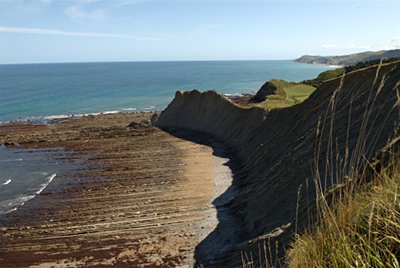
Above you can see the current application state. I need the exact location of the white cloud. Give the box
[63,0,150,21]
[64,6,106,21]
[364,36,400,51]
[374,36,400,50]
[0,26,160,41]
[0,0,53,14]
[321,43,370,50]
[322,36,400,52]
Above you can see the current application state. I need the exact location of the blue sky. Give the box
[0,0,399,64]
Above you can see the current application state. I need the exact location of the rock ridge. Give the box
[155,61,400,266]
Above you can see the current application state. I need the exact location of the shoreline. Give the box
[293,60,344,68]
[0,109,161,126]
[0,112,233,267]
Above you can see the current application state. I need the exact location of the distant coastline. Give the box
[295,49,400,66]
[297,62,344,68]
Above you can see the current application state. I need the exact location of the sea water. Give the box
[0,60,331,215]
[0,60,331,123]
[0,146,82,215]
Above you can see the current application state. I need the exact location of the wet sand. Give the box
[0,113,232,267]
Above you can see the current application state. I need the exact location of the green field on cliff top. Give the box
[257,80,316,110]
[257,57,400,111]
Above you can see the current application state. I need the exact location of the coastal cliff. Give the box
[156,61,400,266]
[295,49,400,66]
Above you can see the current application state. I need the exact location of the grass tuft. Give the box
[287,158,400,268]
[241,60,400,267]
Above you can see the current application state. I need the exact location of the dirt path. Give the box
[0,113,232,267]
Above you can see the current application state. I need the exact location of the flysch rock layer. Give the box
[155,61,400,267]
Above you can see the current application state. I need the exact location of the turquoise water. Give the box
[0,60,331,123]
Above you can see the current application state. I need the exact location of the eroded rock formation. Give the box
[156,61,400,266]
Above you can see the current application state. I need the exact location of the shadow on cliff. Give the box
[154,61,400,267]
[158,128,244,267]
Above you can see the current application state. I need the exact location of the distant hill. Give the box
[295,49,400,66]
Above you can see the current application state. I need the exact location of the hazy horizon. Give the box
[0,58,300,65]
[1,0,399,64]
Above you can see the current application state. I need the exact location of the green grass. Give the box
[287,159,400,268]
[303,58,400,88]
[285,84,316,99]
[241,156,400,268]
[257,80,316,110]
[303,68,345,88]
[287,61,400,268]
[242,61,400,268]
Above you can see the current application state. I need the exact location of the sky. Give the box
[0,0,399,64]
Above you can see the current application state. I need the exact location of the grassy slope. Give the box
[157,60,400,267]
[303,68,345,88]
[303,57,400,88]
[254,58,400,111]
[257,80,316,110]
[242,60,400,267]
[287,61,400,267]
[287,158,400,268]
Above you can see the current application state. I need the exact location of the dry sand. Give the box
[0,113,232,267]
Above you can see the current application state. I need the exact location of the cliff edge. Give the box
[155,61,400,266]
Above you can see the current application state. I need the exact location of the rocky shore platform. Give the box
[0,113,232,267]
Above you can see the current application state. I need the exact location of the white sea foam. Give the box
[33,171,49,176]
[0,158,23,163]
[44,114,73,120]
[122,107,137,111]
[143,106,156,110]
[4,207,17,213]
[2,106,160,125]
[102,110,120,115]
[326,65,344,68]
[0,173,57,214]
[86,112,101,116]
[2,179,11,185]
[224,93,243,97]
[0,194,35,215]
[35,173,56,195]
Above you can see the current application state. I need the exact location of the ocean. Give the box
[0,60,331,123]
[0,146,83,215]
[0,60,331,215]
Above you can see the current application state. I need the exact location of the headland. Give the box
[0,60,399,267]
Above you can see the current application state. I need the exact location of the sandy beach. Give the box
[0,113,232,267]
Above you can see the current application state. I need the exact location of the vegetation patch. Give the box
[256,79,316,110]
[303,68,345,88]
[287,159,400,268]
[303,57,400,88]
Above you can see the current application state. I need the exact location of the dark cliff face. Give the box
[156,61,400,266]
[250,81,278,103]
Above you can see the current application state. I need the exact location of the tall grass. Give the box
[241,61,400,267]
[242,159,400,268]
[287,157,400,268]
[288,61,400,267]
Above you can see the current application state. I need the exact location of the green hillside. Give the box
[251,79,316,110]
[295,49,400,66]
